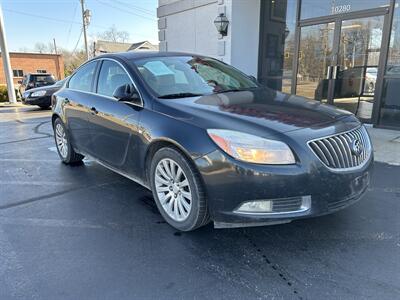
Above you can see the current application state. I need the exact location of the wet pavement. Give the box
[0,106,399,299]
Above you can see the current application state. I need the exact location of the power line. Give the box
[114,0,155,14]
[66,2,79,47]
[3,6,156,44]
[71,28,83,55]
[113,0,156,17]
[3,8,108,30]
[94,0,157,21]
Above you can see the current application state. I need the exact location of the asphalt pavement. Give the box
[0,106,399,300]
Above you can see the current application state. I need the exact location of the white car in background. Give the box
[365,67,377,94]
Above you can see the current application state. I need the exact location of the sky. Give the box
[1,0,158,52]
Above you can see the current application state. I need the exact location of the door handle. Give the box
[90,107,98,115]
[326,66,332,79]
[332,65,340,79]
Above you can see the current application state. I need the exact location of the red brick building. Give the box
[0,52,64,86]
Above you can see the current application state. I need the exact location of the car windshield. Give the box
[32,75,56,84]
[133,56,258,98]
[55,78,67,87]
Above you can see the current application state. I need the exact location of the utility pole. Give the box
[80,0,90,60]
[0,5,16,104]
[53,38,58,54]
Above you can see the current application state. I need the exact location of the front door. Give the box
[295,8,389,122]
[88,59,142,171]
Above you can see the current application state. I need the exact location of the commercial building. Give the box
[157,0,400,129]
[0,52,64,85]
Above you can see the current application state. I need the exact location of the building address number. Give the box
[332,4,352,14]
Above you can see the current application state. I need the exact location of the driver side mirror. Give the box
[113,83,141,104]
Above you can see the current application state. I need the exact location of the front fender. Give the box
[137,109,218,179]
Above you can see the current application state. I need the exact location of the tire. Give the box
[150,147,210,231]
[39,105,50,110]
[53,118,84,164]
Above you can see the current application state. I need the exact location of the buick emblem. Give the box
[351,138,363,156]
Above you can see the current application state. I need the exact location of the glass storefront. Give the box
[380,0,400,127]
[300,0,390,20]
[259,0,400,128]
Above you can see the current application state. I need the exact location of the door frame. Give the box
[291,5,392,123]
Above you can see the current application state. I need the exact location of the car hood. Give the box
[25,85,60,95]
[155,87,355,135]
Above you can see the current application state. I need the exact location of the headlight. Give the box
[207,129,295,165]
[31,90,47,97]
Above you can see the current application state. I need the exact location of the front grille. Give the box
[308,126,371,170]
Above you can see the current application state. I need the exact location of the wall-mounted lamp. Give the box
[284,25,290,39]
[214,13,229,36]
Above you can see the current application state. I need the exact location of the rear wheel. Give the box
[150,147,210,231]
[53,118,84,164]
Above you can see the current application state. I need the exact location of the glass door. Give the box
[295,10,388,123]
[333,15,385,121]
[296,22,335,101]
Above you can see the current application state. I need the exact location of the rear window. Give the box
[31,75,56,83]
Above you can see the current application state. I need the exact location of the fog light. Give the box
[236,200,272,213]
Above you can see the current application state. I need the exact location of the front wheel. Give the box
[53,118,84,164]
[150,147,210,231]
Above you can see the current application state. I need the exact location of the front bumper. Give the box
[195,149,373,228]
[22,96,51,106]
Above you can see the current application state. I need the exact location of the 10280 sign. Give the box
[332,4,351,14]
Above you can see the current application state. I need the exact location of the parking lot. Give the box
[0,106,399,299]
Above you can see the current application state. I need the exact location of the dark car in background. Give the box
[52,52,373,231]
[22,77,67,109]
[19,73,56,95]
[314,66,378,100]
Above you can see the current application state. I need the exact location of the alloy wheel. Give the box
[55,123,68,159]
[155,158,192,222]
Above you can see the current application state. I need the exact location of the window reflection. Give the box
[296,23,334,100]
[259,0,297,93]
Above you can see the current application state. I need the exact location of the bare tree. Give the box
[34,42,48,53]
[98,25,130,43]
[59,48,87,77]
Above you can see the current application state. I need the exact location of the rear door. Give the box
[63,60,99,152]
[88,58,142,171]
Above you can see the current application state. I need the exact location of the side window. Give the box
[97,60,131,98]
[69,61,97,92]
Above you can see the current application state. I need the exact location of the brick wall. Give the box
[0,52,65,86]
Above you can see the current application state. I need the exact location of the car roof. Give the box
[92,51,204,62]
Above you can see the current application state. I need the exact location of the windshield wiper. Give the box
[158,92,204,99]
[214,87,258,94]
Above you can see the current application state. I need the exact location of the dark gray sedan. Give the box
[51,52,373,231]
[23,78,68,109]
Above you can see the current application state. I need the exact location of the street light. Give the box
[214,13,229,36]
